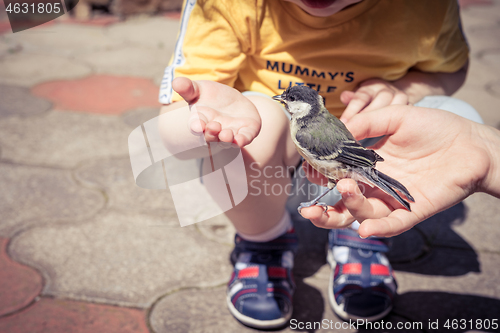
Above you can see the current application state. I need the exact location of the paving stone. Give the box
[459,4,497,34]
[32,75,161,114]
[149,286,259,333]
[464,24,500,53]
[9,211,232,308]
[0,53,92,87]
[395,248,500,295]
[0,84,51,118]
[0,19,56,35]
[459,56,499,88]
[0,110,132,168]
[458,0,493,10]
[407,203,470,252]
[0,297,149,333]
[0,162,104,237]
[58,15,121,27]
[106,16,179,51]
[0,237,42,316]
[453,84,500,127]
[487,78,500,97]
[195,214,236,246]
[459,0,500,21]
[477,48,500,72]
[74,157,176,218]
[2,23,124,57]
[121,107,161,128]
[0,22,12,35]
[394,251,500,330]
[0,36,22,58]
[75,45,172,83]
[394,291,500,333]
[451,193,500,253]
[105,16,179,85]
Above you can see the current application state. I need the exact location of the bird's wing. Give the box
[333,140,382,167]
[295,115,382,168]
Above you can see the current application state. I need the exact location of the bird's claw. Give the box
[297,201,329,215]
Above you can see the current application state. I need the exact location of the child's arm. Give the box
[339,61,468,122]
[159,78,261,159]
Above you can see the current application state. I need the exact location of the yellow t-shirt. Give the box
[159,0,469,116]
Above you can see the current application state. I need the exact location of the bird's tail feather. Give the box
[365,170,414,211]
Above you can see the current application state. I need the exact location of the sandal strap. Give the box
[329,228,390,253]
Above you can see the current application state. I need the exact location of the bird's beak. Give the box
[273,94,289,112]
[272,94,283,102]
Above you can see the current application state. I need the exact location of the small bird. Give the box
[272,85,414,213]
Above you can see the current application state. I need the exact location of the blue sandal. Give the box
[327,228,397,321]
[226,229,298,329]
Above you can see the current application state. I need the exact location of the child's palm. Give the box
[173,78,261,148]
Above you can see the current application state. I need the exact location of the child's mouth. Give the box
[300,0,337,8]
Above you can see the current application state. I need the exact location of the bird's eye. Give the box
[289,96,295,102]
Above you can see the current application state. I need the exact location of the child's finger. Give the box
[361,89,396,112]
[204,121,222,141]
[234,124,260,147]
[218,128,235,143]
[340,90,355,106]
[340,91,371,122]
[390,91,409,105]
[188,105,208,134]
[358,210,417,238]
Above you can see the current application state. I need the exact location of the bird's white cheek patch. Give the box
[287,101,311,118]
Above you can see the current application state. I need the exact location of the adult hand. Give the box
[301,105,494,238]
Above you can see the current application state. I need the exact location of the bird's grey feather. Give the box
[295,109,382,169]
[361,169,413,211]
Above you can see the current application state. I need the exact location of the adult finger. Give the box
[344,105,410,141]
[300,204,354,229]
[357,210,419,238]
[337,179,393,221]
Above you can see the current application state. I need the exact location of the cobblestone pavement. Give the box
[0,1,499,332]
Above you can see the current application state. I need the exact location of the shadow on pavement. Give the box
[286,201,492,332]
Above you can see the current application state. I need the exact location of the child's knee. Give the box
[244,94,298,166]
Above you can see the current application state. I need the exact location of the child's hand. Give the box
[173,77,261,148]
[339,79,409,123]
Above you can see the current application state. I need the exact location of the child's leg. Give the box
[202,93,301,238]
[209,93,301,329]
[414,96,483,123]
